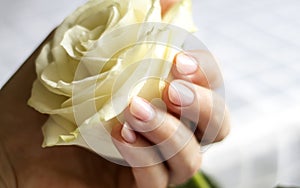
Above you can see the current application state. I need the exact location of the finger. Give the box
[163,79,230,144]
[160,0,181,15]
[171,50,223,89]
[111,124,168,188]
[124,97,202,185]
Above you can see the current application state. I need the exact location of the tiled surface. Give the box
[1,0,300,187]
[194,0,300,187]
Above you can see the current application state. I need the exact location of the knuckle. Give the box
[216,123,230,142]
[173,154,202,185]
[215,110,231,142]
[185,154,202,177]
[146,114,178,143]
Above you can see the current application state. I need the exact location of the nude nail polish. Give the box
[121,122,136,143]
[176,53,198,75]
[168,81,194,106]
[130,97,155,121]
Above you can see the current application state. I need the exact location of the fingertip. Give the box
[121,122,137,144]
[168,80,195,106]
[130,97,155,122]
[160,0,180,16]
[111,123,137,144]
[171,52,211,88]
[175,53,198,75]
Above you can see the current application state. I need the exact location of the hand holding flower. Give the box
[111,51,230,187]
[0,0,230,187]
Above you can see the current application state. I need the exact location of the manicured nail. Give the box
[130,97,155,121]
[176,53,198,75]
[168,81,194,106]
[121,122,136,143]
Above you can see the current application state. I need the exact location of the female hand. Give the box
[0,46,229,188]
[111,51,230,188]
[0,1,229,187]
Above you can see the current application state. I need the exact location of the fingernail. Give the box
[121,122,136,143]
[168,81,194,106]
[176,53,198,75]
[130,97,155,121]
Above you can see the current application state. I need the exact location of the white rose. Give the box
[28,0,196,159]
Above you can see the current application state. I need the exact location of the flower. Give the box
[28,0,196,159]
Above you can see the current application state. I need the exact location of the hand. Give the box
[160,0,181,15]
[111,51,230,188]
[0,1,229,188]
[0,43,229,188]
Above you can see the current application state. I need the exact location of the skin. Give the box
[0,1,230,187]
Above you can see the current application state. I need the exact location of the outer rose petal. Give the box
[28,0,196,160]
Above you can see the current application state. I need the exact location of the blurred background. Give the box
[0,0,299,187]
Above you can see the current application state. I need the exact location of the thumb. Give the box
[160,0,181,16]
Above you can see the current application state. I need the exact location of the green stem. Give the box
[172,171,217,188]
